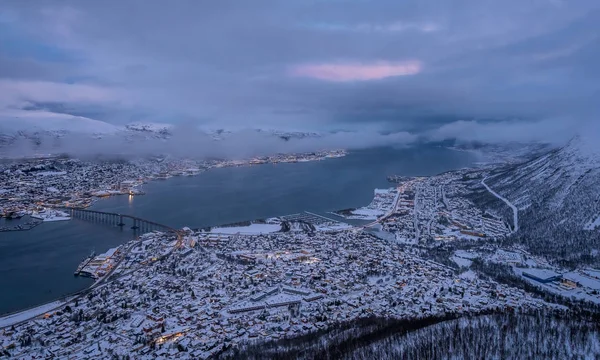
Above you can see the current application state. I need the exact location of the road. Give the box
[481,176,519,233]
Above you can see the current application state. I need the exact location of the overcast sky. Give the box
[1,0,599,143]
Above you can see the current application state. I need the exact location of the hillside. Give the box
[485,136,600,262]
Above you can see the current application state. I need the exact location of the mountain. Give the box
[485,135,600,262]
[0,113,121,150]
[0,113,120,135]
[125,122,173,136]
[0,116,324,156]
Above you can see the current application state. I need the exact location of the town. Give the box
[0,222,556,359]
[1,158,599,359]
[0,149,346,221]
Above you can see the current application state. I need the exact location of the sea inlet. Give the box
[0,146,477,314]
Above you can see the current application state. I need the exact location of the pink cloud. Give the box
[289,60,422,82]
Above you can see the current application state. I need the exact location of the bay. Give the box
[0,146,476,315]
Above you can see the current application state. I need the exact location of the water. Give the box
[0,146,476,315]
[91,146,475,228]
[0,220,135,315]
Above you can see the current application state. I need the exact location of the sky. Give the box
[1,0,599,145]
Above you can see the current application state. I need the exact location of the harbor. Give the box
[0,216,42,232]
[74,247,121,279]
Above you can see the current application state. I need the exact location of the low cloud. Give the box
[0,120,417,159]
[427,118,582,144]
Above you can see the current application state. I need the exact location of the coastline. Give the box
[0,146,476,327]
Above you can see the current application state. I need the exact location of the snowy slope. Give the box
[488,135,600,212]
[485,135,600,260]
[0,112,120,134]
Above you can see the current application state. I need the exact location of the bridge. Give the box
[60,208,177,234]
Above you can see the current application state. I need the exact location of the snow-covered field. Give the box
[315,222,353,232]
[452,256,473,268]
[211,223,281,234]
[336,188,398,220]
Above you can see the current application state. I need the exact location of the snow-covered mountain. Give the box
[0,116,323,154]
[125,122,173,136]
[0,112,120,135]
[485,135,600,262]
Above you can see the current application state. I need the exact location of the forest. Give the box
[219,310,600,359]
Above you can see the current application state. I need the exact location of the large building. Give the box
[522,269,562,283]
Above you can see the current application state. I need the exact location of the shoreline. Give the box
[0,151,352,322]
[0,146,474,326]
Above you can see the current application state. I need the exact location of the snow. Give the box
[315,222,353,231]
[30,209,71,222]
[339,188,398,220]
[0,110,120,134]
[584,269,600,279]
[454,250,479,259]
[0,300,67,328]
[34,171,67,177]
[481,177,519,232]
[459,270,477,281]
[211,223,281,234]
[452,256,473,267]
[522,268,560,280]
[563,272,600,291]
[348,208,384,220]
[584,215,600,230]
[126,122,173,133]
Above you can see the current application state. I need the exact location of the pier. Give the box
[59,208,177,234]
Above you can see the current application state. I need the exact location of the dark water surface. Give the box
[91,146,475,228]
[0,146,475,314]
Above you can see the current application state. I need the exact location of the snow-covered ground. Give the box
[584,215,600,230]
[30,209,71,222]
[452,256,473,268]
[315,222,353,232]
[459,270,477,281]
[211,223,281,234]
[0,300,68,328]
[481,177,519,232]
[336,188,398,220]
[514,267,600,304]
[34,171,67,177]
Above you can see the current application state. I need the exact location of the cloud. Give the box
[0,0,598,141]
[0,80,124,109]
[289,61,422,82]
[0,120,418,159]
[306,21,441,34]
[427,118,583,144]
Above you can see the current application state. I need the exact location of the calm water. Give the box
[91,146,475,228]
[0,146,475,314]
[0,220,135,315]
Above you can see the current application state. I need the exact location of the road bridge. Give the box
[59,208,177,234]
